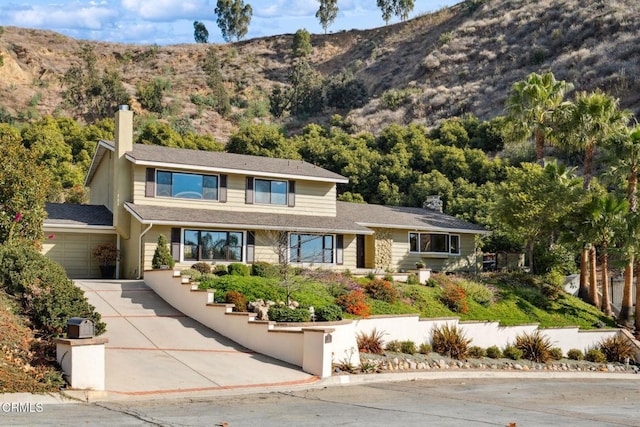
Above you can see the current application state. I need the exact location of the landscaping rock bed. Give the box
[336,352,640,375]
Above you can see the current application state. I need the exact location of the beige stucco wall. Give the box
[131,166,337,216]
[88,151,113,210]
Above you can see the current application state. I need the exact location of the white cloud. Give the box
[120,0,212,22]
[5,4,119,31]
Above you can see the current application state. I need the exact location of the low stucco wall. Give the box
[144,270,334,377]
[145,270,629,377]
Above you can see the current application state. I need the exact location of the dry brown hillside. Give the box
[0,0,638,142]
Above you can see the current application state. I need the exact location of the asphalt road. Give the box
[2,378,640,426]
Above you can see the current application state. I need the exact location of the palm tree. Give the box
[506,71,573,164]
[586,193,629,316]
[606,125,640,325]
[556,89,631,190]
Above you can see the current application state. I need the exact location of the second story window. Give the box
[156,171,218,200]
[255,178,287,205]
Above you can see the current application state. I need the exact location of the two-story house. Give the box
[43,106,489,279]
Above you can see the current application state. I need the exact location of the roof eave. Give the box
[84,140,114,187]
[356,222,491,234]
[124,156,349,184]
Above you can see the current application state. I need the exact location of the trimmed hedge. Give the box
[267,305,311,322]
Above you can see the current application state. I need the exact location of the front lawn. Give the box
[197,270,615,329]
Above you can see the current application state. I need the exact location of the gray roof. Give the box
[124,202,373,235]
[44,203,113,227]
[117,142,348,183]
[337,201,489,234]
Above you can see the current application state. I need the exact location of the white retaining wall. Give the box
[145,270,630,377]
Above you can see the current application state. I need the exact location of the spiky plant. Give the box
[431,324,471,360]
[356,328,386,355]
[599,335,635,363]
[515,331,553,363]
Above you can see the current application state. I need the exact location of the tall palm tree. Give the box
[556,89,631,190]
[607,125,640,325]
[506,71,573,164]
[587,193,629,316]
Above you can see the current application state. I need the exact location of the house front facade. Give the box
[44,106,489,279]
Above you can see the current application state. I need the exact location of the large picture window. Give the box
[255,179,287,205]
[183,230,243,261]
[409,232,460,255]
[289,234,334,263]
[156,171,218,200]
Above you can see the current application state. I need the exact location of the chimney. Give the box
[423,195,443,213]
[112,105,133,239]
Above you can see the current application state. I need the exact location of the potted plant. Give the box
[415,261,426,270]
[93,243,118,278]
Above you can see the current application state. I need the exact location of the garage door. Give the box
[42,232,117,279]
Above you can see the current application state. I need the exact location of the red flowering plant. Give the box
[336,289,370,318]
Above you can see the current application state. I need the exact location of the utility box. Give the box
[67,317,95,339]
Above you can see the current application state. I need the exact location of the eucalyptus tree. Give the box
[214,0,252,42]
[505,72,573,164]
[193,21,209,43]
[316,0,338,33]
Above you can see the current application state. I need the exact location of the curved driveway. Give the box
[77,280,316,399]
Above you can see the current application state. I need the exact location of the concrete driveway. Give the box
[76,280,316,399]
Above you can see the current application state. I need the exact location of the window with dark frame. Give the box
[254,178,287,205]
[156,170,219,200]
[409,232,460,255]
[289,233,334,263]
[183,230,243,261]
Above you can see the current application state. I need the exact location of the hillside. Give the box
[0,0,638,141]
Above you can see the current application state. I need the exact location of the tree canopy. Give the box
[215,0,253,42]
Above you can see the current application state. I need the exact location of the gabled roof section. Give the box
[124,202,372,235]
[44,203,113,228]
[337,201,490,234]
[126,144,349,183]
[84,140,114,187]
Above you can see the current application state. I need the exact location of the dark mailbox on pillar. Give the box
[66,317,95,339]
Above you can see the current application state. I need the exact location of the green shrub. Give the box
[599,335,635,363]
[356,328,386,354]
[468,346,487,358]
[251,261,280,278]
[225,291,248,312]
[503,345,523,360]
[515,331,553,363]
[315,304,343,321]
[406,274,420,285]
[458,280,494,306]
[213,264,228,276]
[180,268,202,281]
[267,305,311,322]
[385,340,401,352]
[419,343,432,354]
[364,278,398,303]
[486,345,502,359]
[431,324,471,360]
[191,262,211,274]
[400,340,417,354]
[228,263,250,276]
[0,243,105,337]
[585,348,606,363]
[151,234,174,269]
[567,348,584,361]
[549,347,563,361]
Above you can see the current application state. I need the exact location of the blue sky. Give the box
[1,0,459,45]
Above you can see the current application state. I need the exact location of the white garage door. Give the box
[42,232,117,279]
